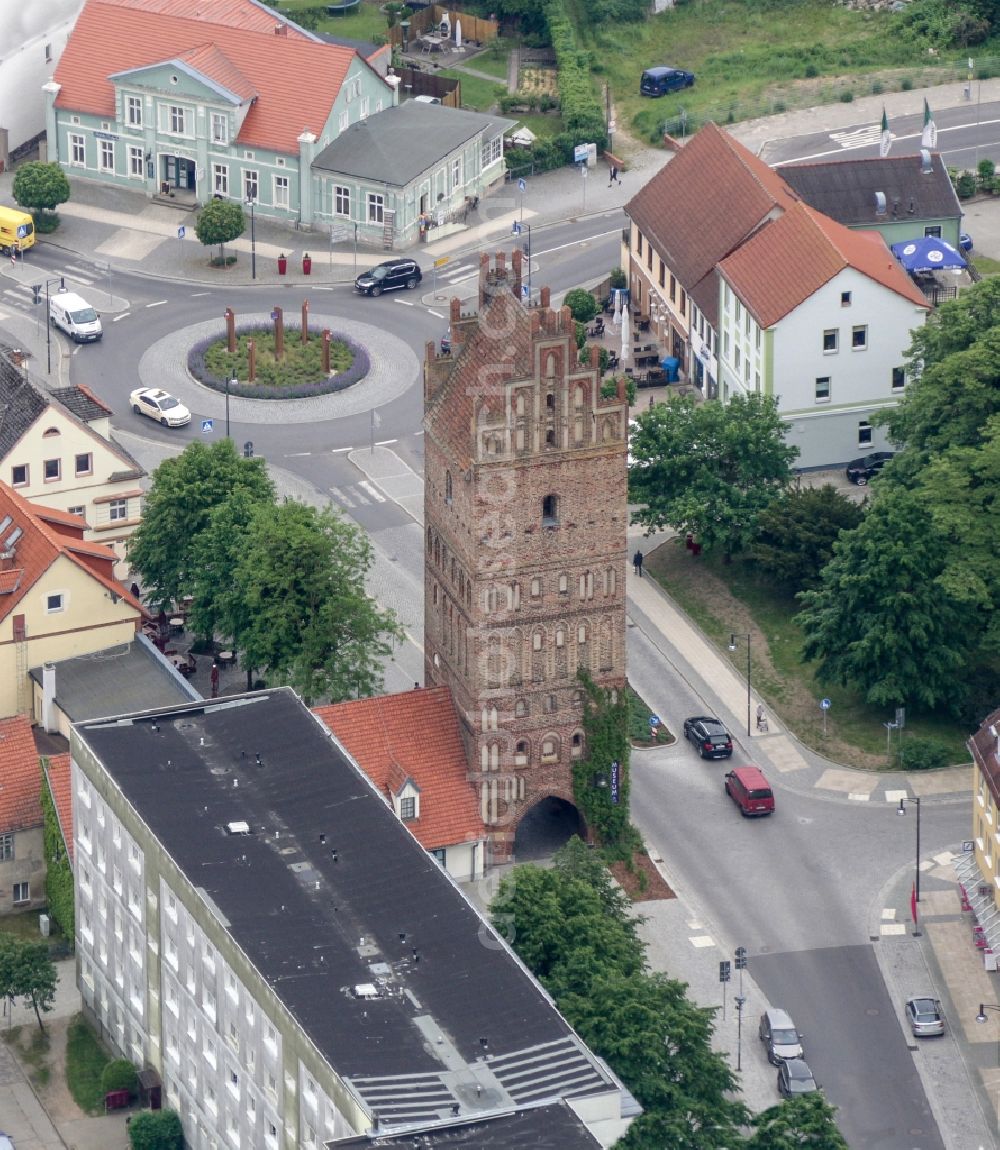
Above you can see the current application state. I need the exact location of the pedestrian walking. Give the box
[608,165,621,187]
[633,549,644,576]
[210,662,220,698]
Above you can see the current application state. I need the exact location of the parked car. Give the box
[905,997,945,1037]
[960,231,974,253]
[640,66,695,97]
[129,387,191,428]
[777,1058,819,1097]
[724,765,775,816]
[683,715,733,759]
[759,1008,804,1064]
[355,258,422,297]
[440,329,451,355]
[845,450,894,485]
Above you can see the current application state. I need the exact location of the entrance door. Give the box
[163,157,195,190]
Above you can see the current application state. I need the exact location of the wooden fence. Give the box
[388,4,498,49]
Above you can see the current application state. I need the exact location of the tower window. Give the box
[542,495,559,526]
[546,429,555,445]
[445,470,453,505]
[546,392,555,409]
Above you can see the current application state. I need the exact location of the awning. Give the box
[955,852,1000,952]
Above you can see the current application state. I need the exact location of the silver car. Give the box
[905,997,945,1037]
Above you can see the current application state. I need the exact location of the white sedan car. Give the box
[129,387,191,428]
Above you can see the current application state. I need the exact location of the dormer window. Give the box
[400,797,416,821]
[43,427,60,438]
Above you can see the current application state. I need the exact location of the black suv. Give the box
[845,450,894,486]
[683,716,733,759]
[355,258,422,297]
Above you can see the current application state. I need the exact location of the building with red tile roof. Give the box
[43,752,74,866]
[44,0,509,247]
[314,686,487,881]
[0,480,144,719]
[716,201,929,467]
[0,713,44,914]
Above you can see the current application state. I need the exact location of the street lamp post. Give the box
[511,221,532,305]
[896,795,922,903]
[35,275,66,375]
[728,633,752,737]
[245,196,256,280]
[976,1003,1000,1132]
[734,945,747,1071]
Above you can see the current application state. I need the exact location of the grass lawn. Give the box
[580,0,1000,145]
[66,1014,113,1113]
[439,69,506,111]
[628,682,674,746]
[0,910,60,944]
[972,252,1000,276]
[467,40,512,80]
[508,111,564,139]
[644,539,971,769]
[278,0,389,42]
[204,331,353,387]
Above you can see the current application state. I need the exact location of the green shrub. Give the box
[101,1059,139,1096]
[565,287,599,323]
[871,79,884,95]
[956,171,977,198]
[32,212,61,233]
[898,736,952,772]
[128,1109,185,1150]
[609,267,627,289]
[900,76,914,90]
[804,63,819,78]
[839,90,854,103]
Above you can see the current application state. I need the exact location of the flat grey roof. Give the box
[74,689,615,1130]
[30,637,199,722]
[313,101,514,186]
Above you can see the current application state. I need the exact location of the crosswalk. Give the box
[330,482,386,509]
[2,260,107,317]
[828,124,884,151]
[429,258,479,287]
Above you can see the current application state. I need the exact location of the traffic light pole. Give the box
[33,276,66,375]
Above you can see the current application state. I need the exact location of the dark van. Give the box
[724,766,775,817]
[640,67,695,97]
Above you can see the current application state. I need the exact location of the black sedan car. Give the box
[777,1059,819,1098]
[845,450,894,486]
[683,716,733,760]
[355,257,422,297]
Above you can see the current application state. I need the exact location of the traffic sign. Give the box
[433,256,450,268]
[719,960,731,983]
[734,946,747,970]
[518,178,526,193]
[201,419,214,434]
[521,285,529,299]
[511,221,522,235]
[820,698,831,710]
[963,840,975,852]
[177,225,186,240]
[649,714,661,728]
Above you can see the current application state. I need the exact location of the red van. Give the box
[724,766,775,817]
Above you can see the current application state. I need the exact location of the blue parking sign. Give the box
[201,419,214,434]
[518,178,526,193]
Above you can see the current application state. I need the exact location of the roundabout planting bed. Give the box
[189,326,370,398]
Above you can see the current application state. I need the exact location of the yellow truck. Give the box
[0,206,36,255]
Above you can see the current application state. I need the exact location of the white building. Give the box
[716,202,930,468]
[71,689,632,1150]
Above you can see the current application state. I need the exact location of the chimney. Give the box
[42,663,57,734]
[874,191,886,216]
[274,22,288,35]
[478,252,490,308]
[511,248,522,300]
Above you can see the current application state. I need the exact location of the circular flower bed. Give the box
[189,325,370,399]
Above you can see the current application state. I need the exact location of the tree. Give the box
[750,485,863,591]
[564,288,598,324]
[220,500,401,702]
[629,393,798,559]
[194,199,245,264]
[12,161,70,215]
[797,485,975,709]
[573,671,631,846]
[128,1109,185,1150]
[745,1094,849,1150]
[0,935,58,1030]
[126,439,274,610]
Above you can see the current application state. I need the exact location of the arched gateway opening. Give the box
[513,796,585,862]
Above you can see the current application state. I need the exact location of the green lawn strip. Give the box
[439,69,505,111]
[509,111,565,138]
[627,682,673,746]
[465,43,511,80]
[972,253,1000,276]
[278,0,390,41]
[644,539,969,768]
[66,1014,113,1114]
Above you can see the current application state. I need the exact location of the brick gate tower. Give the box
[423,251,628,857]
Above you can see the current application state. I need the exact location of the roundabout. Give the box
[137,311,421,426]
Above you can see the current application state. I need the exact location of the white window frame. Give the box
[46,593,64,614]
[339,110,349,133]
[13,881,29,905]
[360,96,370,120]
[244,170,259,203]
[822,329,838,353]
[273,175,289,210]
[851,324,868,350]
[127,95,142,127]
[334,185,351,217]
[452,158,462,189]
[70,133,86,166]
[213,164,229,196]
[129,145,144,178]
[367,193,384,224]
[211,112,228,145]
[109,498,128,522]
[814,376,831,403]
[858,420,873,446]
[167,104,187,135]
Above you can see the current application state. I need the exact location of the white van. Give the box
[49,291,103,343]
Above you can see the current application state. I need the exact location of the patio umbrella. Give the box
[455,18,462,46]
[612,288,622,328]
[621,308,631,364]
[890,236,967,271]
